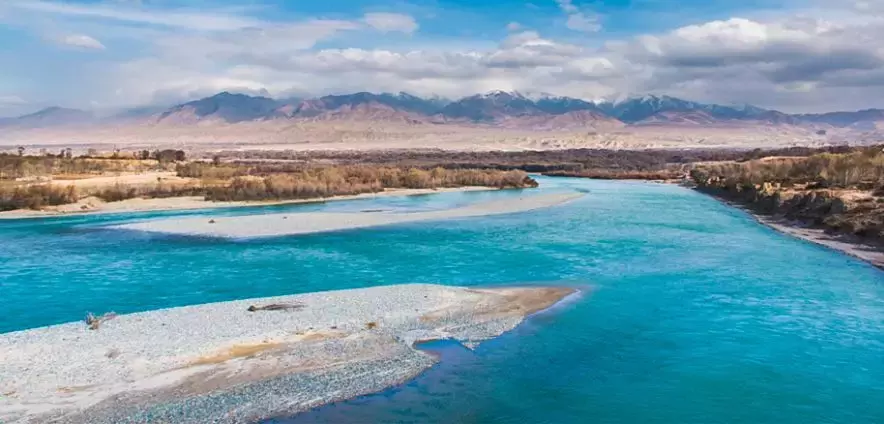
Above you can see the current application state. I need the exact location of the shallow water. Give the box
[2,177,883,423]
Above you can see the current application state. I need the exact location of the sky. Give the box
[1,0,884,115]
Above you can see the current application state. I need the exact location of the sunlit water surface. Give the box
[1,177,882,423]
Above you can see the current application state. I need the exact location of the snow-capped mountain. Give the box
[6,90,881,130]
[438,91,542,121]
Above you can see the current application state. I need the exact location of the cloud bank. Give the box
[2,0,884,114]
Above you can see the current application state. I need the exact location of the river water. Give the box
[2,177,882,423]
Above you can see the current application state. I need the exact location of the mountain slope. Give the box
[797,109,884,129]
[285,92,445,118]
[298,102,428,124]
[156,92,282,124]
[108,105,169,124]
[439,91,542,121]
[498,110,625,130]
[532,94,602,115]
[2,107,94,128]
[596,95,702,123]
[634,110,721,126]
[596,95,774,124]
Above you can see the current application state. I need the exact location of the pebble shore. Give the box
[0,284,575,423]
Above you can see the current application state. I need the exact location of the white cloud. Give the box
[565,13,601,32]
[486,31,583,68]
[8,0,260,31]
[556,0,601,32]
[8,0,884,113]
[500,31,546,48]
[362,13,418,34]
[555,0,579,14]
[60,34,106,50]
[846,0,884,14]
[151,19,362,61]
[621,16,882,79]
[0,95,26,106]
[604,11,884,111]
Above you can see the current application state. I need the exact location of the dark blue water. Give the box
[2,177,883,423]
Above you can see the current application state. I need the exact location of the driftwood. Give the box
[247,302,305,312]
[85,312,117,330]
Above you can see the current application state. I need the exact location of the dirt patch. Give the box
[189,342,283,366]
[301,331,344,342]
[57,385,97,394]
[187,330,346,367]
[421,286,575,322]
[50,171,194,190]
[493,287,577,316]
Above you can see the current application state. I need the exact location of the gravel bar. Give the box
[113,192,584,238]
[0,284,576,423]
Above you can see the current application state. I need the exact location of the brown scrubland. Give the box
[0,152,536,211]
[198,166,534,202]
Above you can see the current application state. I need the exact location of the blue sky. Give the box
[1,0,882,115]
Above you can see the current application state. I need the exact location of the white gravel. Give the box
[0,284,575,423]
[113,192,583,238]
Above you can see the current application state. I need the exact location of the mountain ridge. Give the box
[5,91,884,130]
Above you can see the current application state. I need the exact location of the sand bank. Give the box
[114,192,583,238]
[755,215,884,269]
[0,186,495,219]
[0,284,576,423]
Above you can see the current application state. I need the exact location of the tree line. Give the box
[0,150,185,180]
[202,166,535,202]
[690,147,884,190]
[0,164,535,211]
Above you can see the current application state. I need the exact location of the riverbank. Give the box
[758,215,884,269]
[0,186,497,219]
[683,151,884,270]
[0,284,576,424]
[114,192,583,238]
[696,189,884,269]
[545,172,884,269]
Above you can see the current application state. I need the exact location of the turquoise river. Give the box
[1,176,883,423]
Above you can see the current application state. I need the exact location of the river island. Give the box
[0,284,576,424]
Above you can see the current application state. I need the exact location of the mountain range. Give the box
[3,91,883,131]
